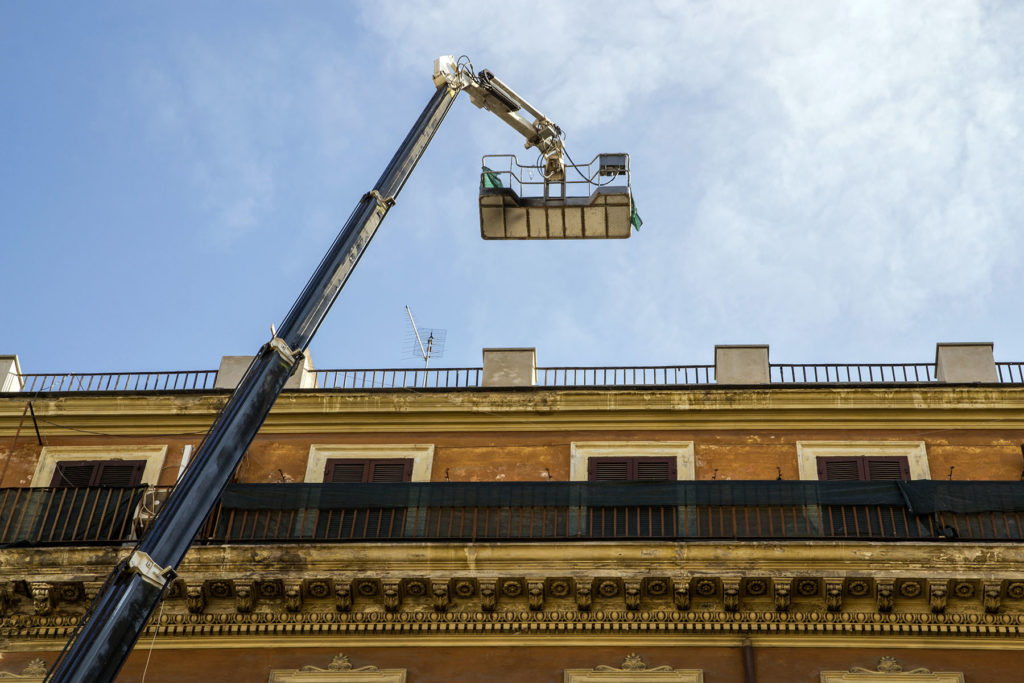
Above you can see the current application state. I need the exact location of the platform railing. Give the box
[997,362,1024,384]
[3,482,1021,546]
[481,153,628,200]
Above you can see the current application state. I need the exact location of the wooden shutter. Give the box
[50,460,146,487]
[51,462,100,487]
[324,459,413,483]
[588,457,677,481]
[588,458,631,481]
[817,457,861,481]
[817,456,910,481]
[863,457,911,480]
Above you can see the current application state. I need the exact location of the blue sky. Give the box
[3,2,1023,374]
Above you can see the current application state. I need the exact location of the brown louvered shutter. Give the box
[817,456,911,481]
[863,457,910,480]
[95,461,146,487]
[51,462,101,487]
[324,459,414,483]
[50,460,146,487]
[588,457,677,481]
[588,458,631,481]
[324,460,370,483]
[367,459,413,482]
[817,457,861,481]
[635,458,676,481]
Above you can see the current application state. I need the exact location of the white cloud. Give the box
[359,0,1024,360]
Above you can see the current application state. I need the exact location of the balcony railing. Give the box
[9,361,1024,393]
[3,482,1022,547]
[770,363,937,383]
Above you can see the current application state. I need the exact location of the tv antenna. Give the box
[404,306,446,378]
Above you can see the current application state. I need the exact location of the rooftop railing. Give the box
[3,482,1022,547]
[8,362,1024,393]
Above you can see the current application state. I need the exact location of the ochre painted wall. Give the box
[1,427,1021,485]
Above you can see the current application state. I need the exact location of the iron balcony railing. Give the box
[8,362,1024,393]
[3,482,1022,547]
[15,370,218,393]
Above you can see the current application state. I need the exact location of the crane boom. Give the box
[46,56,566,683]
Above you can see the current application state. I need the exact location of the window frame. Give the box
[304,444,433,483]
[570,442,695,481]
[31,445,168,488]
[796,441,930,481]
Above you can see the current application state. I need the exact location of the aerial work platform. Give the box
[480,153,637,239]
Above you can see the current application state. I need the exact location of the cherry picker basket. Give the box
[479,153,636,239]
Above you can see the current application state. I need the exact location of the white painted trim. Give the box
[31,445,168,487]
[796,441,930,481]
[305,444,434,483]
[569,441,695,481]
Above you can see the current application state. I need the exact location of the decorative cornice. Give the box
[3,385,1024,435]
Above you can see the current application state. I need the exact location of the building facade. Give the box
[0,344,1022,682]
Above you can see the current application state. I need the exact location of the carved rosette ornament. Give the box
[623,581,642,611]
[234,582,254,613]
[594,653,674,673]
[1007,582,1024,600]
[30,583,53,617]
[772,578,791,612]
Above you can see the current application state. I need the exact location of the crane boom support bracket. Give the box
[126,550,176,589]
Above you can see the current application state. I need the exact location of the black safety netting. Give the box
[219,481,1024,515]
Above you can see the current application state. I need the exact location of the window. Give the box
[324,459,413,483]
[304,445,433,483]
[588,457,677,481]
[570,442,694,481]
[30,445,168,487]
[796,441,930,481]
[50,460,146,487]
[816,456,910,481]
[586,455,680,538]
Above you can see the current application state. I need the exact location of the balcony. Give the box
[2,481,1022,547]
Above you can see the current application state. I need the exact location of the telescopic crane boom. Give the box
[46,56,568,683]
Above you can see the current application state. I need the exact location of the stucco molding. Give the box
[268,653,405,682]
[820,656,963,682]
[564,653,702,681]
